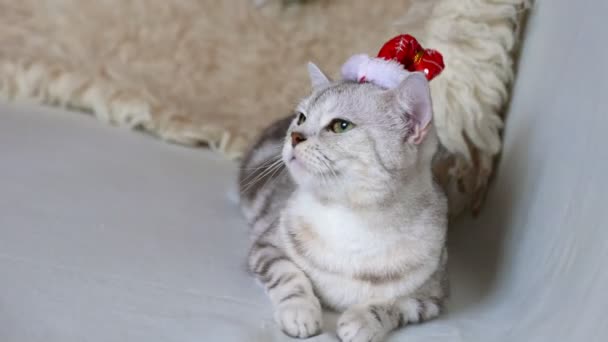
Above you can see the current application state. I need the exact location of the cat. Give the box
[238,63,448,342]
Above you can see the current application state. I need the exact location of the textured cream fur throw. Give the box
[0,0,529,215]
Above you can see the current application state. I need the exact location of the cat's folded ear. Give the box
[307,62,331,89]
[394,72,433,144]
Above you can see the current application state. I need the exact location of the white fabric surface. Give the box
[1,0,607,340]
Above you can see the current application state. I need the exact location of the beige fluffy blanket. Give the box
[0,0,528,215]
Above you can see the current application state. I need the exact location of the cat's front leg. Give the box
[249,240,322,338]
[337,297,443,342]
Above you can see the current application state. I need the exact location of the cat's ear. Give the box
[394,72,433,144]
[307,62,331,89]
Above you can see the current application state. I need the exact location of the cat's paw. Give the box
[275,300,322,338]
[337,307,385,342]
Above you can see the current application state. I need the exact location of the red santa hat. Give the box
[341,34,445,89]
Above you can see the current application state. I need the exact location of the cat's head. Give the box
[282,62,437,200]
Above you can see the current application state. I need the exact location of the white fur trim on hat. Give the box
[340,54,410,89]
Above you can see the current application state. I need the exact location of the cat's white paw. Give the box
[275,300,322,338]
[337,308,385,342]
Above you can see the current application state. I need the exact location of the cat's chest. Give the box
[286,193,378,249]
[281,193,414,273]
[280,196,416,308]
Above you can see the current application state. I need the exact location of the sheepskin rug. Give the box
[0,0,529,216]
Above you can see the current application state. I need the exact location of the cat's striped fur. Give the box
[239,70,448,341]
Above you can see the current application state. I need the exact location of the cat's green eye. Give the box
[297,112,306,125]
[329,119,355,133]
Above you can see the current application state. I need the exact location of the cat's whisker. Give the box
[315,153,340,186]
[239,144,284,167]
[319,154,339,181]
[267,159,287,183]
[240,156,282,181]
[239,155,282,171]
[245,159,283,186]
[238,157,282,187]
[240,165,283,196]
[256,162,286,194]
[310,148,334,180]
[240,159,284,194]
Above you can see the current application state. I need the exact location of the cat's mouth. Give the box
[288,155,300,166]
[287,154,307,172]
[285,149,298,163]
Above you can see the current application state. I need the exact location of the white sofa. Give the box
[1,1,606,341]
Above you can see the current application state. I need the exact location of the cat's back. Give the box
[239,116,295,236]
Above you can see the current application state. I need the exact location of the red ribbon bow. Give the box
[376,34,445,81]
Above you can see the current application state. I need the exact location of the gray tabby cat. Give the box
[239,63,448,342]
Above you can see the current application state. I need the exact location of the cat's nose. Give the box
[291,132,307,147]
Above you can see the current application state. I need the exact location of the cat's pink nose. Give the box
[291,132,307,147]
